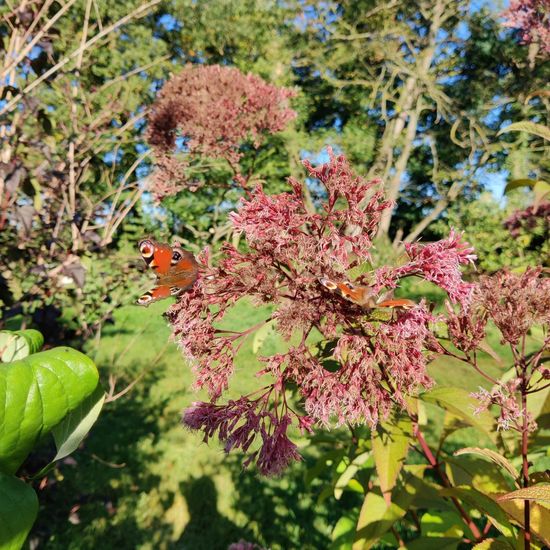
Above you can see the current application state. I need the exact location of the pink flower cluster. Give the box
[169,150,477,474]
[477,267,550,346]
[375,229,476,308]
[444,267,550,431]
[147,64,296,198]
[473,379,534,431]
[502,0,550,54]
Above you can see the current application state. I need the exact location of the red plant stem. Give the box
[414,424,483,541]
[521,382,531,549]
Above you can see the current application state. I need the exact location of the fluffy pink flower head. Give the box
[375,229,476,309]
[147,64,296,198]
[477,267,550,345]
[473,379,536,432]
[171,150,476,474]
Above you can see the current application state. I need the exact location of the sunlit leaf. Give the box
[497,497,550,547]
[33,384,106,478]
[353,469,423,549]
[421,387,497,443]
[439,486,515,540]
[454,448,520,485]
[0,347,100,474]
[498,484,550,504]
[372,412,412,501]
[420,511,463,538]
[473,539,514,549]
[334,451,371,500]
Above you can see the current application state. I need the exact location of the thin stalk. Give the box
[521,381,531,549]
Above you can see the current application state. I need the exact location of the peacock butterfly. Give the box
[319,277,415,310]
[136,238,198,306]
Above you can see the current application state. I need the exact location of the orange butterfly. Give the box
[137,238,198,306]
[319,277,415,309]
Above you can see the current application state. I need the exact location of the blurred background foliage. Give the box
[0,0,548,548]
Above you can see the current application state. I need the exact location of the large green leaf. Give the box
[353,470,423,549]
[420,511,463,538]
[421,387,497,442]
[454,448,520,485]
[0,347,99,475]
[0,472,38,550]
[334,451,371,500]
[439,486,515,540]
[0,330,44,362]
[372,412,412,501]
[496,497,550,547]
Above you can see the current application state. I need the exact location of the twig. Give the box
[0,0,162,117]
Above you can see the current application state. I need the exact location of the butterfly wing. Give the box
[138,238,173,275]
[319,277,414,309]
[136,285,173,307]
[375,298,416,309]
[319,277,375,307]
[163,246,199,292]
[137,240,198,306]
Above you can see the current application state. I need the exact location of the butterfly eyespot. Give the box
[136,292,153,306]
[140,242,154,258]
[319,277,337,290]
[170,287,180,295]
[172,250,182,262]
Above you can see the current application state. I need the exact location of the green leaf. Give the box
[305,449,346,487]
[498,121,550,141]
[353,469,422,549]
[420,511,463,538]
[332,514,357,549]
[0,347,99,474]
[439,486,515,540]
[454,448,520,485]
[421,387,497,443]
[497,484,550,504]
[0,472,38,550]
[445,455,512,494]
[334,451,371,500]
[0,330,44,362]
[372,412,412,500]
[504,178,539,194]
[51,384,105,462]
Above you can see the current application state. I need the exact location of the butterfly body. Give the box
[319,277,415,310]
[137,238,198,306]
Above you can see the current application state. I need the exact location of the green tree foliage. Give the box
[292,0,550,241]
[433,191,548,273]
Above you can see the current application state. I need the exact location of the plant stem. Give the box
[521,383,531,549]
